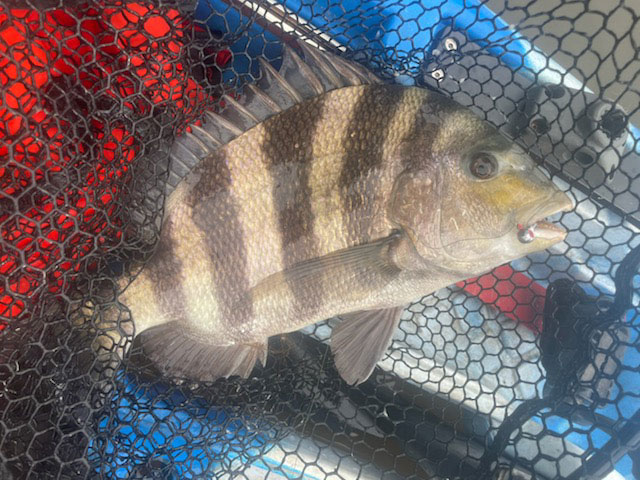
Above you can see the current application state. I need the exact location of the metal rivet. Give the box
[530,117,550,135]
[445,37,458,51]
[601,108,627,139]
[431,68,445,80]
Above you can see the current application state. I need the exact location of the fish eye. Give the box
[469,152,498,179]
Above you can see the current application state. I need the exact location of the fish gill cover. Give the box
[0,1,638,479]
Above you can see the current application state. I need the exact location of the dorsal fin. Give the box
[167,41,381,197]
[221,94,261,125]
[258,57,304,106]
[296,41,349,89]
[167,137,206,189]
[280,45,325,97]
[244,83,282,117]
[189,123,223,150]
[204,110,244,137]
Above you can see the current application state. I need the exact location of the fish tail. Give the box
[77,276,137,366]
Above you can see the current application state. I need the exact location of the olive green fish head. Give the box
[390,102,573,276]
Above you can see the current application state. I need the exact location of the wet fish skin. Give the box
[113,46,572,385]
[124,85,425,334]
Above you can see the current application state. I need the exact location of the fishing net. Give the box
[1,0,639,478]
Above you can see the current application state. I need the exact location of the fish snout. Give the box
[517,190,574,245]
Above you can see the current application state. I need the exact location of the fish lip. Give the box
[518,191,574,241]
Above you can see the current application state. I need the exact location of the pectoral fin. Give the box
[249,232,403,308]
[138,322,267,382]
[331,307,404,385]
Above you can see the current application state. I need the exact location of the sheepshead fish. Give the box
[111,41,573,385]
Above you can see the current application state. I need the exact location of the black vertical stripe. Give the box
[397,92,442,172]
[187,150,253,324]
[262,96,326,315]
[338,84,407,243]
[145,217,190,322]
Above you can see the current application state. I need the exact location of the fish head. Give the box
[390,107,573,276]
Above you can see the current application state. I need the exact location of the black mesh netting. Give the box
[1,1,639,479]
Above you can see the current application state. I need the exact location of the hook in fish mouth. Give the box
[517,192,574,244]
[518,220,567,243]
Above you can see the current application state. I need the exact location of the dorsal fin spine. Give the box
[298,41,345,88]
[258,57,304,103]
[222,94,261,125]
[190,124,223,149]
[246,83,282,114]
[204,111,244,137]
[287,46,325,95]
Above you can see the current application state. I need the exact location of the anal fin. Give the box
[139,322,267,382]
[331,307,404,385]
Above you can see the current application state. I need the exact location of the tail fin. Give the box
[78,274,136,368]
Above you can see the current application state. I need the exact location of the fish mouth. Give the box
[517,191,574,243]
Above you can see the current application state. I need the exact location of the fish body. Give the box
[115,43,573,384]
[125,85,435,335]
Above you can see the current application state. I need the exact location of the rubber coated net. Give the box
[1,1,639,479]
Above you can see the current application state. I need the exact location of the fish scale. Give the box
[108,41,573,385]
[127,86,422,332]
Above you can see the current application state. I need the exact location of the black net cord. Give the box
[566,409,640,480]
